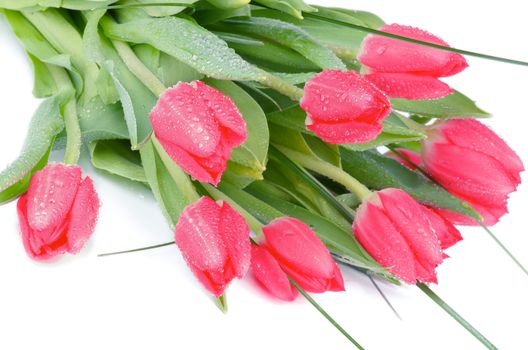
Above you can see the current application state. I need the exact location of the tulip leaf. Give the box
[0,96,64,203]
[0,0,117,10]
[205,79,269,188]
[77,97,129,143]
[103,16,268,81]
[135,0,199,17]
[205,0,249,10]
[251,8,368,60]
[391,90,491,118]
[140,140,197,227]
[222,17,346,70]
[252,0,316,20]
[339,148,480,219]
[90,139,147,183]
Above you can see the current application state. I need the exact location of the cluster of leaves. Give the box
[0,0,487,282]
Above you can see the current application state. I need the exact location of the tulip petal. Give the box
[174,197,227,272]
[354,201,418,283]
[26,164,82,232]
[423,143,517,206]
[67,177,100,254]
[378,189,443,278]
[263,218,336,279]
[359,23,468,77]
[150,82,221,158]
[251,245,297,301]
[219,200,251,278]
[438,119,524,185]
[301,70,390,123]
[306,118,383,144]
[364,72,453,100]
[423,207,462,250]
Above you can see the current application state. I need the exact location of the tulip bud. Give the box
[422,119,524,226]
[353,188,444,284]
[300,70,391,144]
[261,217,345,293]
[358,24,468,100]
[174,196,251,297]
[150,81,247,186]
[17,164,99,261]
[251,245,297,301]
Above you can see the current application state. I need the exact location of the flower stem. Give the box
[276,146,372,201]
[289,279,366,350]
[110,38,167,97]
[259,73,305,101]
[417,283,497,350]
[305,13,528,68]
[480,223,528,277]
[98,241,175,257]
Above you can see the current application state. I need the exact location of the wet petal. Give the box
[67,177,100,254]
[365,72,453,100]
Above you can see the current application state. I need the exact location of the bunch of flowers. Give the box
[0,1,525,348]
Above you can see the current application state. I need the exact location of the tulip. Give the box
[150,81,247,186]
[260,217,344,293]
[358,24,468,100]
[17,164,99,261]
[353,188,444,283]
[174,196,251,297]
[251,245,297,301]
[300,70,391,144]
[386,149,463,249]
[422,119,524,226]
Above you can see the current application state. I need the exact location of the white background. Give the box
[1,1,527,349]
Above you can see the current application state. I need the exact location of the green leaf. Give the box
[0,96,64,202]
[194,5,250,25]
[339,148,480,219]
[0,0,117,10]
[391,90,490,118]
[90,139,147,183]
[251,8,367,60]
[84,19,157,148]
[252,0,316,19]
[205,79,269,188]
[266,104,309,132]
[223,17,346,70]
[140,140,197,227]
[103,16,267,81]
[77,97,129,143]
[136,0,199,17]
[323,7,385,29]
[205,0,249,10]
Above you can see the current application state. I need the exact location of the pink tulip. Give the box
[150,81,247,186]
[251,245,297,301]
[174,196,251,297]
[385,149,463,249]
[358,24,468,99]
[17,164,99,261]
[422,119,524,226]
[260,217,344,293]
[300,70,391,144]
[353,188,444,283]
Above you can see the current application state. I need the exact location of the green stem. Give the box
[98,241,175,257]
[48,66,81,165]
[480,223,528,277]
[259,72,305,101]
[110,38,167,97]
[290,279,365,350]
[367,274,402,320]
[417,283,497,350]
[276,146,372,200]
[305,13,528,68]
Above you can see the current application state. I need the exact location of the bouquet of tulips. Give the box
[0,1,525,348]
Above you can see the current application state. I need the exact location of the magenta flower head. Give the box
[353,188,444,284]
[358,24,468,100]
[300,70,391,144]
[150,81,247,186]
[258,217,345,294]
[251,245,297,301]
[17,164,99,261]
[422,119,524,226]
[174,196,251,297]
